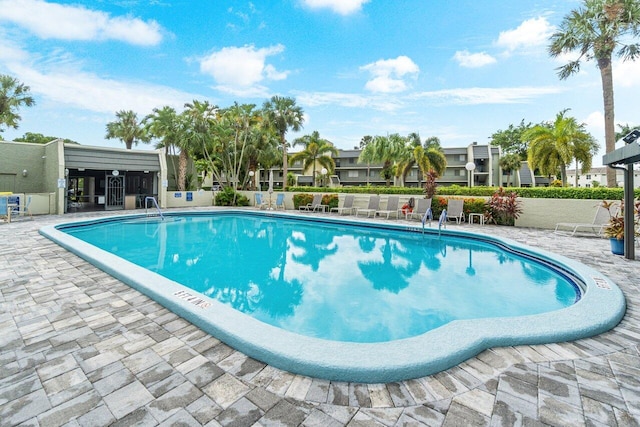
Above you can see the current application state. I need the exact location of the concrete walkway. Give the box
[1,209,639,426]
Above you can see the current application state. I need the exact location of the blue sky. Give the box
[1,0,639,166]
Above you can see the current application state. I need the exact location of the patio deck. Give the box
[1,209,639,426]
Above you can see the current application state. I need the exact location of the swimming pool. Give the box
[40,210,626,383]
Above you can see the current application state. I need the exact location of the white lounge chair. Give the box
[554,204,617,236]
[446,199,465,224]
[331,194,356,215]
[408,198,432,222]
[376,195,401,219]
[300,194,327,212]
[356,195,380,217]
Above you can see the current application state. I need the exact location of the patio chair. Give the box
[446,199,465,224]
[274,193,285,210]
[330,194,356,215]
[255,193,268,210]
[13,195,33,219]
[376,195,401,219]
[300,194,327,212]
[0,196,8,222]
[554,204,617,236]
[408,198,432,222]
[356,195,380,218]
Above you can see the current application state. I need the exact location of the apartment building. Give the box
[288,142,503,188]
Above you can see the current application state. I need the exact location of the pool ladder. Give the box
[145,196,164,220]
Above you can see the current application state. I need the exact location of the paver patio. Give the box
[1,208,639,426]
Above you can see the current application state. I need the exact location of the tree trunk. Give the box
[598,57,616,187]
[281,134,287,189]
[574,159,579,188]
[178,150,187,191]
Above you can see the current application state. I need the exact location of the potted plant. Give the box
[602,200,639,255]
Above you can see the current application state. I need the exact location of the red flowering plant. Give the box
[485,187,522,226]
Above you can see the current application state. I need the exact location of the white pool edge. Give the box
[39,210,626,383]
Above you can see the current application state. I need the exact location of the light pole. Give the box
[321,167,328,187]
[248,170,255,191]
[465,162,476,187]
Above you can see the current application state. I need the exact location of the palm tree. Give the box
[524,110,596,186]
[0,75,35,134]
[182,100,218,191]
[262,96,304,188]
[399,134,446,187]
[290,131,338,186]
[359,135,374,185]
[615,123,640,141]
[105,110,149,150]
[358,134,405,186]
[549,0,640,187]
[499,153,522,186]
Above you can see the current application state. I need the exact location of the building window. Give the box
[586,174,591,179]
[459,154,466,162]
[348,170,358,178]
[454,169,461,176]
[349,158,355,164]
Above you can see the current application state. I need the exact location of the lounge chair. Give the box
[255,193,268,209]
[446,199,465,224]
[376,195,401,219]
[554,204,617,236]
[356,195,380,217]
[408,198,432,222]
[331,194,356,215]
[273,193,285,210]
[300,194,327,212]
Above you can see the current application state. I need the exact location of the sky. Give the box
[1,0,640,167]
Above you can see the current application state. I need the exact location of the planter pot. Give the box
[610,238,624,255]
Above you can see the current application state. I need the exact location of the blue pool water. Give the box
[41,211,625,382]
[59,213,579,343]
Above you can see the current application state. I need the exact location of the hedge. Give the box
[287,185,634,200]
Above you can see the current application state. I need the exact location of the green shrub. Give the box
[215,187,249,206]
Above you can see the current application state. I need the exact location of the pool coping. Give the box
[39,209,626,383]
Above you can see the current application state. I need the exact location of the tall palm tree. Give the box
[0,75,35,134]
[182,100,218,191]
[524,110,596,186]
[549,0,640,187]
[499,153,522,186]
[359,135,374,185]
[399,134,446,187]
[358,134,405,186]
[262,96,304,188]
[290,131,338,186]
[105,110,149,150]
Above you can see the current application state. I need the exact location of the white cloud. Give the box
[496,17,554,53]
[453,50,497,68]
[9,63,201,115]
[614,59,640,88]
[0,0,163,46]
[410,86,564,105]
[302,0,369,15]
[360,56,419,93]
[199,44,288,96]
[293,91,404,112]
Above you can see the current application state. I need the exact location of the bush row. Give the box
[287,185,635,200]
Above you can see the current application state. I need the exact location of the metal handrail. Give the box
[144,196,164,220]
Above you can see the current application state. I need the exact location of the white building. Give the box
[566,166,640,188]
